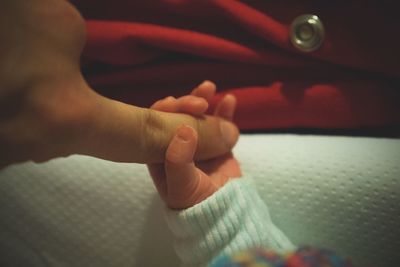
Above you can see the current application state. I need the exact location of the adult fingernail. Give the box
[220,120,239,148]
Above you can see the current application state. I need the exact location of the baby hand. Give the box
[148,81,242,209]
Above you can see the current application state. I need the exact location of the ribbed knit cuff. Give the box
[165,177,295,267]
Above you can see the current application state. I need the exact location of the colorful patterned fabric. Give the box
[210,246,353,267]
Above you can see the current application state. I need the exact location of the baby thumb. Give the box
[165,125,201,209]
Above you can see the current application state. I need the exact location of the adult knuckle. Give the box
[140,109,166,162]
[28,85,93,146]
[193,118,205,149]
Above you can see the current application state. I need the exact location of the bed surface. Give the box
[1,134,399,267]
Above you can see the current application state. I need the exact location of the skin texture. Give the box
[148,84,242,209]
[0,0,239,168]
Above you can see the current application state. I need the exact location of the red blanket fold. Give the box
[72,0,400,131]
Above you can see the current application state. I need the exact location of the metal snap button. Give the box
[290,14,325,52]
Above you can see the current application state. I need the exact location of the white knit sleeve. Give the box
[164,177,295,267]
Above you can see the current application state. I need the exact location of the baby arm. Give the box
[148,81,295,266]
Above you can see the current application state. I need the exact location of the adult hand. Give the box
[148,86,242,209]
[0,0,239,167]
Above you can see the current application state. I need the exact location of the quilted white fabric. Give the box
[0,134,399,267]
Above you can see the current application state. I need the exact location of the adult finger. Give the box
[74,85,239,164]
[165,125,216,209]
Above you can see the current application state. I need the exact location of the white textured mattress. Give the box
[0,134,399,267]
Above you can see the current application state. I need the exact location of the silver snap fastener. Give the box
[290,14,325,52]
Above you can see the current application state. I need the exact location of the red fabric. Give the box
[72,0,400,132]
